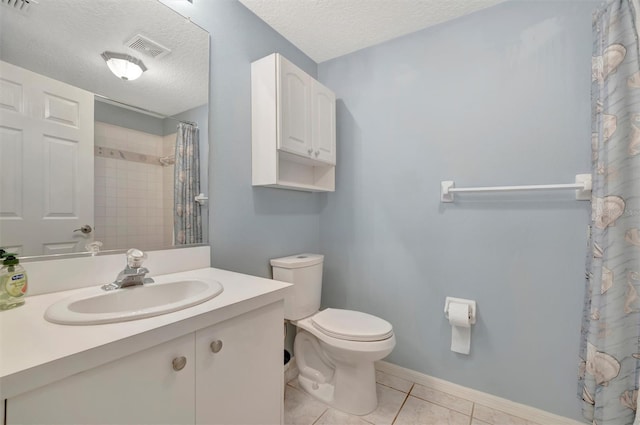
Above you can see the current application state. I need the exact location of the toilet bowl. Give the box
[270,254,396,415]
[293,309,395,415]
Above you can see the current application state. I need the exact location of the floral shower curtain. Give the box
[579,1,640,423]
[174,122,202,245]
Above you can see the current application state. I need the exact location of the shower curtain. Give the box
[173,122,202,245]
[579,1,640,423]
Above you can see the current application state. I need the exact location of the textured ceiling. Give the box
[238,0,506,63]
[0,0,208,116]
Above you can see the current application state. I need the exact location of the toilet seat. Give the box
[311,308,394,342]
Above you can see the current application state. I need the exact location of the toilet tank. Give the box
[270,254,324,320]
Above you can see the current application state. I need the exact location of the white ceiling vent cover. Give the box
[1,0,36,14]
[125,34,171,59]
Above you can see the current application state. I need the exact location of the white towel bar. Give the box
[440,174,592,202]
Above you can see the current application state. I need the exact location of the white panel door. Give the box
[0,61,94,255]
[278,55,313,158]
[195,302,284,425]
[312,81,336,165]
[6,333,196,425]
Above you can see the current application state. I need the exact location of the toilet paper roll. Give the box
[448,302,471,355]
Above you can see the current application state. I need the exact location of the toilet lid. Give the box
[311,308,394,342]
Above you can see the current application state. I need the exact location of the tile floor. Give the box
[284,370,541,425]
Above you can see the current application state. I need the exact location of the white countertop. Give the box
[0,267,291,399]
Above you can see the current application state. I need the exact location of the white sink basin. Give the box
[45,279,223,325]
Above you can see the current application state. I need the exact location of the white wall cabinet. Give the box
[252,53,336,192]
[5,303,284,425]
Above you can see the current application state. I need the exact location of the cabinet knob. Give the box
[307,148,313,155]
[172,356,187,371]
[210,340,223,353]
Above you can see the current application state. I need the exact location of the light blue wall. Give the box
[94,100,164,136]
[318,1,597,420]
[163,0,322,277]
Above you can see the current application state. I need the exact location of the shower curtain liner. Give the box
[174,122,202,245]
[579,1,640,423]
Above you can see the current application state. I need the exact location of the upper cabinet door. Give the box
[277,56,312,157]
[312,81,336,165]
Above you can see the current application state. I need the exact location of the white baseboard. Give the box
[375,361,583,425]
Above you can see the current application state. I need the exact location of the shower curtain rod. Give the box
[94,94,199,127]
[440,174,592,202]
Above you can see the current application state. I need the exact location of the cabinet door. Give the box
[6,333,195,425]
[278,56,313,158]
[196,301,284,425]
[311,81,336,165]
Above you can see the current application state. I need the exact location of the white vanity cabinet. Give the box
[6,333,196,425]
[195,301,283,424]
[5,302,285,425]
[252,53,336,192]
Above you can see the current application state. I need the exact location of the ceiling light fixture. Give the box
[101,51,147,81]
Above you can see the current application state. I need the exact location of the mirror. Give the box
[0,0,209,258]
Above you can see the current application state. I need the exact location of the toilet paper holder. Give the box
[444,297,476,325]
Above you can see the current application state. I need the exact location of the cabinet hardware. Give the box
[172,356,187,371]
[210,340,223,353]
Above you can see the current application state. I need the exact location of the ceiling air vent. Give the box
[1,0,36,14]
[125,34,171,60]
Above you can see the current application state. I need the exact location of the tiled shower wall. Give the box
[94,121,175,251]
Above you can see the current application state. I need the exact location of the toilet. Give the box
[271,253,395,415]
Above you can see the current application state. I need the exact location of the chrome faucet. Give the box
[102,248,154,291]
[112,266,154,288]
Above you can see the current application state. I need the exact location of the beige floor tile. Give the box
[471,418,491,425]
[361,384,408,425]
[313,408,372,425]
[284,385,328,425]
[410,384,473,415]
[394,396,470,425]
[473,404,539,425]
[375,370,414,393]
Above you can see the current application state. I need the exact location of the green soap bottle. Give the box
[0,253,27,310]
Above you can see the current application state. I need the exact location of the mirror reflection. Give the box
[0,0,209,258]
